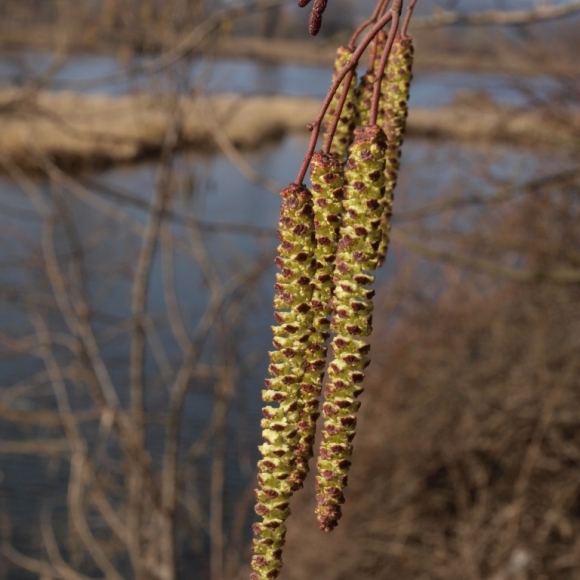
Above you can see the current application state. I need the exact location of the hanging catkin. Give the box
[377,33,414,266]
[309,0,329,35]
[251,183,316,580]
[315,125,387,532]
[288,151,345,489]
[323,46,358,161]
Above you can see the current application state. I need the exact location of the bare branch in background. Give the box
[413,1,580,27]
[396,167,580,223]
[199,94,282,193]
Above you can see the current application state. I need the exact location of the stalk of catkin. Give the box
[315,125,387,532]
[288,151,345,489]
[323,46,358,161]
[377,33,414,267]
[251,183,316,580]
[356,31,387,128]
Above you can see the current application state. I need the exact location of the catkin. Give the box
[315,125,387,532]
[323,46,358,161]
[377,34,414,266]
[289,151,345,489]
[251,183,316,580]
[309,0,328,35]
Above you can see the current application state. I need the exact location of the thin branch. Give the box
[413,1,580,27]
[48,0,289,92]
[401,0,418,36]
[348,0,391,49]
[0,440,69,455]
[67,456,124,580]
[40,211,121,411]
[323,69,355,153]
[126,110,180,580]
[161,219,192,355]
[40,504,93,580]
[0,543,89,580]
[210,371,236,580]
[392,229,580,284]
[80,176,278,237]
[198,95,281,193]
[395,168,580,223]
[370,2,402,125]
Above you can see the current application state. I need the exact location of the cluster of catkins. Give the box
[251,31,414,580]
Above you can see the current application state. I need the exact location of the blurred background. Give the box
[0,1,579,579]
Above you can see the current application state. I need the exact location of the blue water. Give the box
[0,50,558,108]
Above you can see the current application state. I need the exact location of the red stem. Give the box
[370,2,402,126]
[378,0,393,19]
[323,69,355,154]
[295,9,395,185]
[368,30,382,72]
[402,0,419,37]
[348,0,391,50]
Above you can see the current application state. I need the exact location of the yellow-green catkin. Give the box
[288,151,345,489]
[251,183,316,580]
[323,46,358,161]
[356,31,387,127]
[377,33,414,267]
[315,125,387,532]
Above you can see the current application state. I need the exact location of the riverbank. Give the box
[0,27,576,77]
[0,90,577,175]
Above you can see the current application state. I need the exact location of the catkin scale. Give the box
[288,151,345,489]
[377,34,414,266]
[323,46,358,161]
[252,183,316,580]
[315,125,387,532]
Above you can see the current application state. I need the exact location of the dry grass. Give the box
[0,91,319,173]
[0,89,578,174]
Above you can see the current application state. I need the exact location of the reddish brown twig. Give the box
[377,0,394,20]
[295,9,395,184]
[323,69,355,154]
[402,0,419,36]
[370,1,403,125]
[348,0,392,49]
[368,28,386,73]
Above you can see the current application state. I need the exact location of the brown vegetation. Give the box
[1,90,578,174]
[283,178,580,580]
[0,92,319,173]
